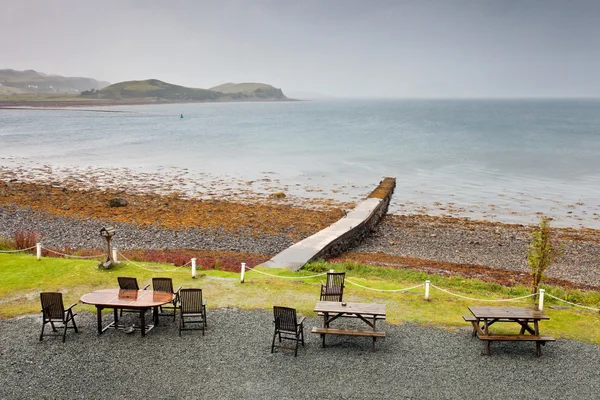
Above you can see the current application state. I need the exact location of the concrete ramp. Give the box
[258,177,396,271]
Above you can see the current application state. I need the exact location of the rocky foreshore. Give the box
[1,179,600,289]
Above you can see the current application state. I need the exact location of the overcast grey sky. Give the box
[2,0,599,98]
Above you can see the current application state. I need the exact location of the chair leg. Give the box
[68,310,79,333]
[39,321,46,341]
[300,327,305,346]
[294,335,299,357]
[50,321,57,332]
[179,317,183,337]
[271,330,277,353]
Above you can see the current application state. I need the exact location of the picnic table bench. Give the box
[467,306,555,357]
[312,301,386,352]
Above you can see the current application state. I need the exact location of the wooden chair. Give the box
[179,288,207,336]
[320,272,346,302]
[152,277,181,321]
[271,306,306,357]
[117,277,149,316]
[39,292,78,343]
[117,276,149,290]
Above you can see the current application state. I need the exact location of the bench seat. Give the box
[477,334,555,342]
[311,327,385,338]
[318,312,385,320]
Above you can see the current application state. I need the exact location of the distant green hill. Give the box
[210,82,286,99]
[0,69,110,94]
[86,79,220,101]
[84,79,288,102]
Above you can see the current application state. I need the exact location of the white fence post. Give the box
[191,258,197,279]
[36,243,41,261]
[112,247,118,263]
[538,289,545,311]
[240,262,246,283]
[425,280,431,301]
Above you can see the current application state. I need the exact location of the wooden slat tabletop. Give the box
[80,289,174,308]
[468,306,549,320]
[314,301,386,316]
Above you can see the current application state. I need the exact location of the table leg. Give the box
[96,307,103,334]
[140,309,146,337]
[322,312,328,348]
[153,306,159,326]
[113,308,119,325]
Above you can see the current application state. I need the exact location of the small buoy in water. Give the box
[180,114,184,118]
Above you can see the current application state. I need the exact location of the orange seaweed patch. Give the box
[0,181,344,239]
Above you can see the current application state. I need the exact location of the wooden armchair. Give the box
[39,292,78,343]
[179,288,207,336]
[271,306,306,357]
[320,272,346,302]
[152,277,181,321]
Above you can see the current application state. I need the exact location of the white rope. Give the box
[118,252,188,272]
[244,266,328,279]
[345,279,424,293]
[430,284,537,302]
[42,247,104,259]
[545,293,599,312]
[0,246,36,253]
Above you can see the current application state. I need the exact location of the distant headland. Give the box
[0,69,290,107]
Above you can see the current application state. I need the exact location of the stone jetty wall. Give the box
[308,177,396,262]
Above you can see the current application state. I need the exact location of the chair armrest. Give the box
[174,286,182,295]
[65,303,77,312]
[298,316,306,326]
[142,284,150,290]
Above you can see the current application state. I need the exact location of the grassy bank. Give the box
[1,253,599,343]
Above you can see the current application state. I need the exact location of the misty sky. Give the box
[2,0,600,98]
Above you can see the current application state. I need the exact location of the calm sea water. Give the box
[1,99,600,228]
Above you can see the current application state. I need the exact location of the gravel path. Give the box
[1,309,598,400]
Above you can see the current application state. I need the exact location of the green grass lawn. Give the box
[1,253,599,343]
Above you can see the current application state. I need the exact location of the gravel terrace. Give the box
[2,309,599,400]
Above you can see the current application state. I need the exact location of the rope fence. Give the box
[0,246,36,253]
[42,247,104,259]
[117,251,190,273]
[345,279,424,293]
[2,243,598,314]
[430,284,537,302]
[240,265,600,314]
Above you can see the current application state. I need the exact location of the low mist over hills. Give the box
[0,69,110,94]
[83,79,288,102]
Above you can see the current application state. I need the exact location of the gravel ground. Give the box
[1,309,599,400]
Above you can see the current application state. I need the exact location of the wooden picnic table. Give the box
[312,301,386,351]
[466,306,555,357]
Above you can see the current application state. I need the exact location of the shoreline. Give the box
[0,97,299,109]
[1,168,600,289]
